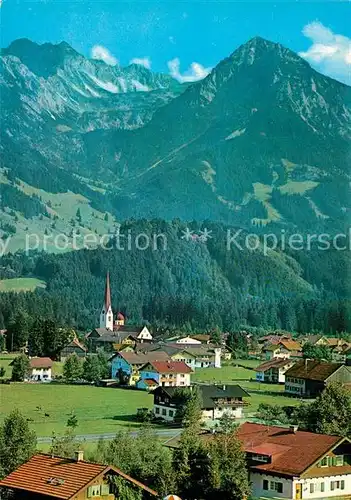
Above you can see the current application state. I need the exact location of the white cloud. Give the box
[168,36,175,45]
[91,45,118,66]
[129,57,151,69]
[299,21,351,84]
[168,58,211,83]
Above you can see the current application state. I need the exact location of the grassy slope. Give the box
[0,278,46,292]
[0,170,119,254]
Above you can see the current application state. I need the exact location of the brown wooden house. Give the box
[0,452,157,499]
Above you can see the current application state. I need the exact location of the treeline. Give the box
[0,219,349,333]
[0,183,48,218]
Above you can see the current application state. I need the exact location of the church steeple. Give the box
[104,271,111,311]
[100,272,113,330]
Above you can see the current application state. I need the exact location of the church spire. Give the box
[100,271,113,330]
[104,271,111,311]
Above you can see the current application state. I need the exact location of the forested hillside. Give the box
[0,220,349,333]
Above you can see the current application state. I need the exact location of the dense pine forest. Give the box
[0,220,350,333]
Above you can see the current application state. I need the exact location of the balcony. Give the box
[214,398,250,407]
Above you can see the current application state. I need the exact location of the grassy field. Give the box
[0,358,303,438]
[0,384,153,437]
[0,278,46,292]
[0,353,16,377]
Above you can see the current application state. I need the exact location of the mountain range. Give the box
[1,36,350,252]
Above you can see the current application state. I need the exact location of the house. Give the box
[153,384,250,422]
[87,326,153,352]
[0,452,157,499]
[27,357,53,382]
[165,423,351,500]
[168,344,222,368]
[174,336,202,344]
[263,344,291,360]
[330,342,351,363]
[110,351,170,385]
[255,358,295,384]
[285,360,351,397]
[136,360,192,390]
[136,342,222,369]
[59,338,87,362]
[263,340,302,360]
[239,423,351,500]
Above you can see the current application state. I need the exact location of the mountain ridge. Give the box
[1,36,350,253]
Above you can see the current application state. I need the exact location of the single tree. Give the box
[297,382,351,437]
[0,409,36,477]
[11,354,30,382]
[63,354,83,382]
[83,356,101,382]
[205,427,251,499]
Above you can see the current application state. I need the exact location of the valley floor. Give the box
[0,360,306,438]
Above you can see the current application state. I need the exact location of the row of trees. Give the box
[8,353,110,383]
[257,382,351,438]
[63,353,109,382]
[5,311,74,359]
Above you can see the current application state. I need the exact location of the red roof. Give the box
[237,423,343,477]
[29,357,53,369]
[143,378,159,386]
[117,312,125,320]
[146,360,193,374]
[0,454,158,498]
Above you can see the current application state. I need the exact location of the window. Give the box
[155,407,160,414]
[162,408,167,416]
[263,480,268,490]
[320,482,325,492]
[310,484,314,494]
[87,485,101,497]
[101,484,110,495]
[320,456,329,467]
[169,410,174,417]
[269,481,283,493]
[331,480,344,490]
[335,455,344,466]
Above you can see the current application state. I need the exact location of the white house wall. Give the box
[250,472,293,499]
[294,474,351,498]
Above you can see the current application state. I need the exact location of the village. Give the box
[1,274,351,499]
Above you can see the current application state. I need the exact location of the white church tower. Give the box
[100,272,114,330]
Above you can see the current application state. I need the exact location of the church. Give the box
[86,272,153,351]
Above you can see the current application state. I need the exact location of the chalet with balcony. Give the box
[285,360,351,397]
[255,358,295,384]
[0,452,157,499]
[153,384,250,422]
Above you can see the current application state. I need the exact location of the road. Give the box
[37,428,182,444]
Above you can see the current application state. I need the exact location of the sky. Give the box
[1,0,351,84]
